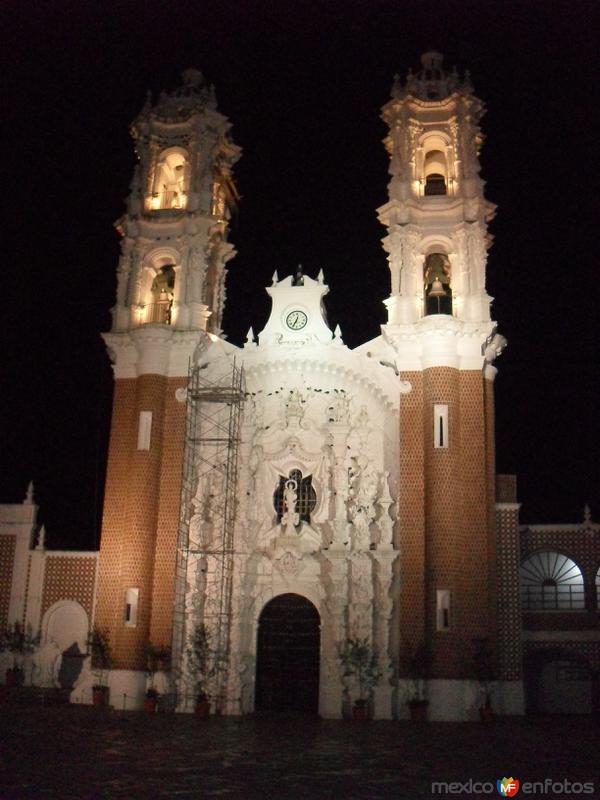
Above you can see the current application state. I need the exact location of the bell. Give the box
[428,278,446,298]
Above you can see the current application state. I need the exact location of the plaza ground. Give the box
[1,696,599,799]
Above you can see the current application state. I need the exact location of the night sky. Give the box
[2,1,597,550]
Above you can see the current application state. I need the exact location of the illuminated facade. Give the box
[2,55,598,719]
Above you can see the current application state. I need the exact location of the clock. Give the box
[285,309,308,331]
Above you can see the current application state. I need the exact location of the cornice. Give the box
[382,317,496,371]
[241,347,409,412]
[103,329,217,379]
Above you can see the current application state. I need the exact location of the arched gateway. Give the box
[255,594,320,714]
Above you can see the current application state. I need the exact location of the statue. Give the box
[281,479,299,534]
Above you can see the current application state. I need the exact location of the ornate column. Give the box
[186,237,211,330]
[372,551,398,718]
[328,419,351,550]
[320,554,348,717]
[113,239,133,332]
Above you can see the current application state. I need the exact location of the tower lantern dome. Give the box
[109,69,241,338]
[395,50,466,101]
[379,52,496,333]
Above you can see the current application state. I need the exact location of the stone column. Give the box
[320,554,348,717]
[328,422,351,549]
[372,551,398,718]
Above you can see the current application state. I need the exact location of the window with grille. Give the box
[273,469,316,524]
[520,551,585,610]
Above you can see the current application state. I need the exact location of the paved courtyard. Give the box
[1,697,599,799]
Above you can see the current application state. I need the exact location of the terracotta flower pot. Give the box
[408,700,428,721]
[195,699,210,717]
[353,702,368,722]
[479,705,494,723]
[6,668,19,687]
[144,696,158,713]
[92,686,108,706]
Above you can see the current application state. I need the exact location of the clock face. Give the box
[285,310,308,331]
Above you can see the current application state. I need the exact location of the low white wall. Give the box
[70,669,147,709]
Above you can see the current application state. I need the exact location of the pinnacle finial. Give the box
[182,68,204,88]
[245,327,255,344]
[584,504,592,523]
[317,269,324,284]
[271,270,279,285]
[395,51,465,102]
[36,525,46,551]
[293,264,304,286]
[24,481,34,505]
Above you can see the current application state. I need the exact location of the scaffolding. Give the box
[172,357,244,713]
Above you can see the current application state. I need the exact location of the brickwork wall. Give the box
[119,374,168,668]
[523,611,598,631]
[0,536,16,628]
[41,556,97,620]
[523,639,600,672]
[458,372,494,661]
[150,376,187,647]
[398,372,425,673]
[423,367,461,676]
[496,474,517,503]
[23,554,32,627]
[398,368,497,679]
[484,378,498,655]
[95,379,137,643]
[96,375,169,670]
[496,505,523,679]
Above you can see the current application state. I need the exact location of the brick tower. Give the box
[378,52,509,717]
[95,70,240,693]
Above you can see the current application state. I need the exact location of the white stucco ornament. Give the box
[175,269,402,718]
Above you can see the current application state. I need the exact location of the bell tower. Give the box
[95,71,240,689]
[111,67,240,337]
[379,53,513,717]
[379,50,495,328]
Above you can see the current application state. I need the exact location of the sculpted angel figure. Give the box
[281,478,300,533]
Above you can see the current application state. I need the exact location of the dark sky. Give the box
[2,0,597,550]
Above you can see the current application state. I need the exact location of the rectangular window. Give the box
[436,589,451,631]
[124,587,139,627]
[433,404,448,449]
[137,411,152,451]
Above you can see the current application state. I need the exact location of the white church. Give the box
[1,53,598,720]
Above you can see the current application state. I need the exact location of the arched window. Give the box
[273,469,316,525]
[424,253,452,315]
[147,264,175,324]
[424,150,447,195]
[150,148,190,210]
[520,551,585,610]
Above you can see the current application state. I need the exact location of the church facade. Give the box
[2,54,598,719]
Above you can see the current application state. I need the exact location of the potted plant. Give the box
[144,685,159,712]
[87,627,112,706]
[338,636,381,721]
[186,624,214,717]
[145,643,170,713]
[471,637,495,722]
[406,641,431,721]
[3,622,39,686]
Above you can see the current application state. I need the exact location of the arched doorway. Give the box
[255,593,320,714]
